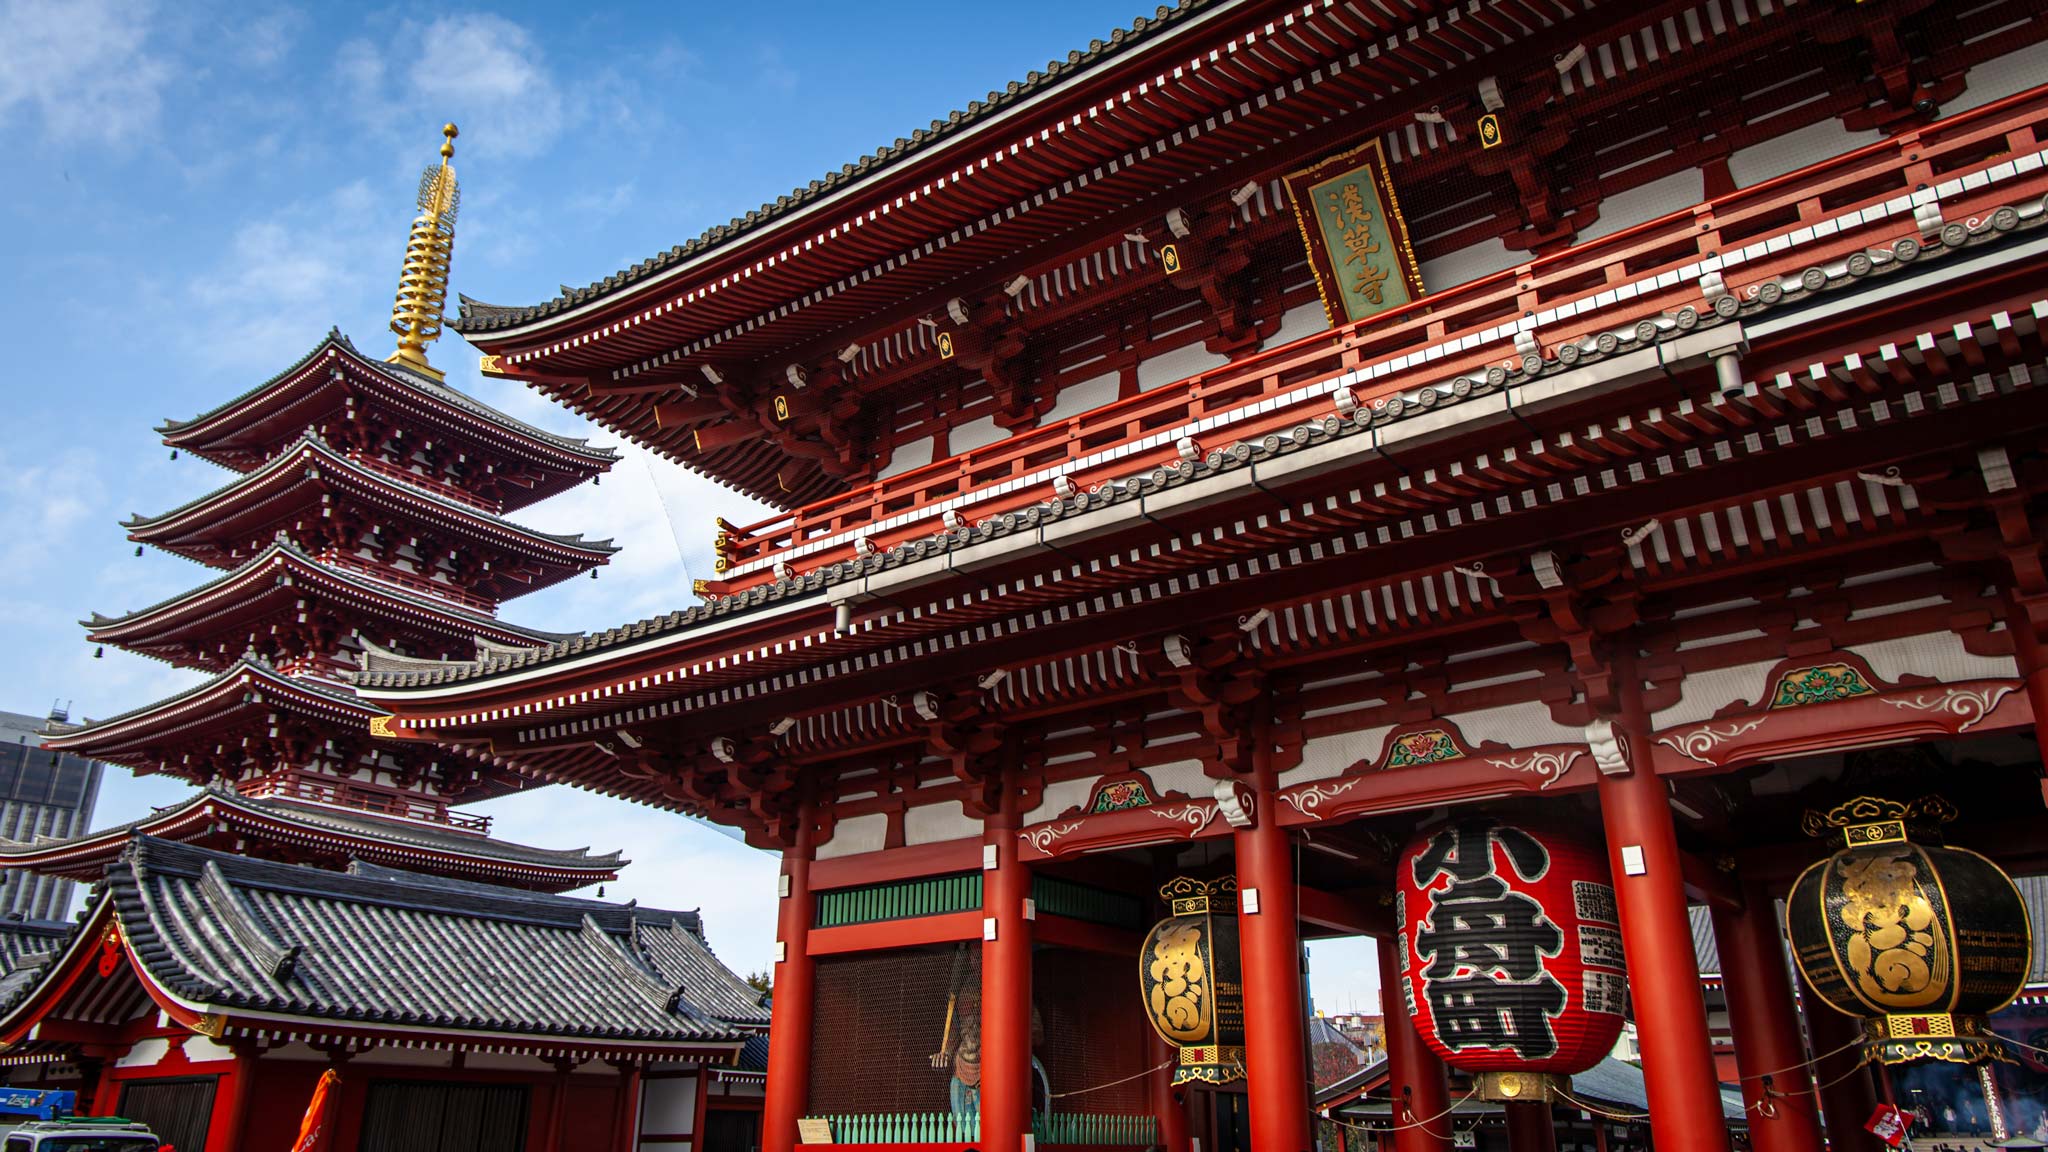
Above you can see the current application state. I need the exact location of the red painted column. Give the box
[1505,1100,1557,1152]
[212,1046,260,1151]
[762,799,819,1152]
[613,1061,642,1152]
[1376,935,1452,1152]
[1149,1030,1191,1152]
[1598,670,1732,1152]
[1233,746,1315,1152]
[982,772,1035,1152]
[2007,598,2048,804]
[1803,985,1882,1152]
[1711,880,1824,1152]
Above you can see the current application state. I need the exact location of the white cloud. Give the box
[337,13,565,161]
[0,0,170,144]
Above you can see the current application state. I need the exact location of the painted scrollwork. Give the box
[1147,803,1220,838]
[1279,778,1361,819]
[1656,718,1768,765]
[1018,821,1084,854]
[1879,685,2015,733]
[1483,749,1582,789]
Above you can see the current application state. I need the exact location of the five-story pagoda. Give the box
[16,126,625,894]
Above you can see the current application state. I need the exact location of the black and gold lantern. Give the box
[1138,876,1245,1085]
[1786,796,2033,1064]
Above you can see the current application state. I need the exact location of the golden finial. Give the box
[387,123,461,379]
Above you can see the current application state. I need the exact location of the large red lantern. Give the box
[1395,818,1626,1099]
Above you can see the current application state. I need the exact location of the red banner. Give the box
[1865,1105,1910,1148]
[291,1068,341,1152]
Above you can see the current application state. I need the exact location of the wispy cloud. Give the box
[0,0,171,144]
[337,13,565,161]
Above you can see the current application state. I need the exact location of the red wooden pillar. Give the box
[1233,746,1314,1152]
[1599,674,1731,1152]
[1803,986,1881,1152]
[1505,1100,1557,1152]
[1375,935,1452,1152]
[762,799,819,1152]
[1149,1030,1191,1152]
[543,1059,575,1152]
[212,1044,261,1151]
[2008,598,2048,802]
[612,1061,642,1152]
[1712,881,1824,1152]
[982,772,1035,1152]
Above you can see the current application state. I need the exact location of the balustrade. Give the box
[707,86,2048,594]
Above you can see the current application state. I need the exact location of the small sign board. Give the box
[1865,1105,1910,1148]
[797,1117,834,1144]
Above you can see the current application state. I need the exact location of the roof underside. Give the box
[159,330,617,508]
[434,0,2035,510]
[0,788,624,892]
[123,434,616,597]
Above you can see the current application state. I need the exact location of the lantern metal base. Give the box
[1171,1044,1246,1085]
[1474,1071,1560,1103]
[1862,1013,2014,1066]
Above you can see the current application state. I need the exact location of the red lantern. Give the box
[1395,818,1626,1097]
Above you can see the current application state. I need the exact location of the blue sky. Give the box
[0,0,1382,1011]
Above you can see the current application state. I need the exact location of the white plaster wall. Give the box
[1136,341,1229,392]
[815,812,889,859]
[948,414,1009,454]
[1268,300,1332,348]
[1282,726,1390,787]
[1039,370,1121,425]
[905,800,982,845]
[1949,39,2048,117]
[1418,238,1519,295]
[1728,118,1882,188]
[1849,633,2016,684]
[116,1038,170,1069]
[1145,759,1209,800]
[1452,701,1582,749]
[1022,776,1096,825]
[1575,169,1704,244]
[178,1036,237,1064]
[1651,658,1784,729]
[641,1075,699,1136]
[877,436,935,480]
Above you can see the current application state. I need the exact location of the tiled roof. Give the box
[0,788,621,880]
[634,916,770,1026]
[0,922,70,980]
[83,537,580,645]
[451,1,1218,335]
[109,837,746,1043]
[123,433,619,556]
[158,329,617,462]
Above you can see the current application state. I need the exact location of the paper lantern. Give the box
[1396,818,1626,1099]
[1786,795,2032,1064]
[1138,876,1245,1085]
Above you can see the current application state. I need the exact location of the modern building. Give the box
[0,707,104,953]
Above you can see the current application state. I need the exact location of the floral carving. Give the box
[1384,728,1463,768]
[1770,663,1875,708]
[1657,718,1768,765]
[1019,821,1084,854]
[1147,803,1220,839]
[1880,685,2016,733]
[1483,750,1583,789]
[1088,777,1155,813]
[1280,778,1361,820]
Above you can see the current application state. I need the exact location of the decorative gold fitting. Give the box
[388,122,461,380]
[1799,794,1958,846]
[1476,1071,1558,1102]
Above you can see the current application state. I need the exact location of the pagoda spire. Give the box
[387,123,461,379]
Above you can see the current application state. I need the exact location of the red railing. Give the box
[706,85,2048,594]
[242,770,493,834]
